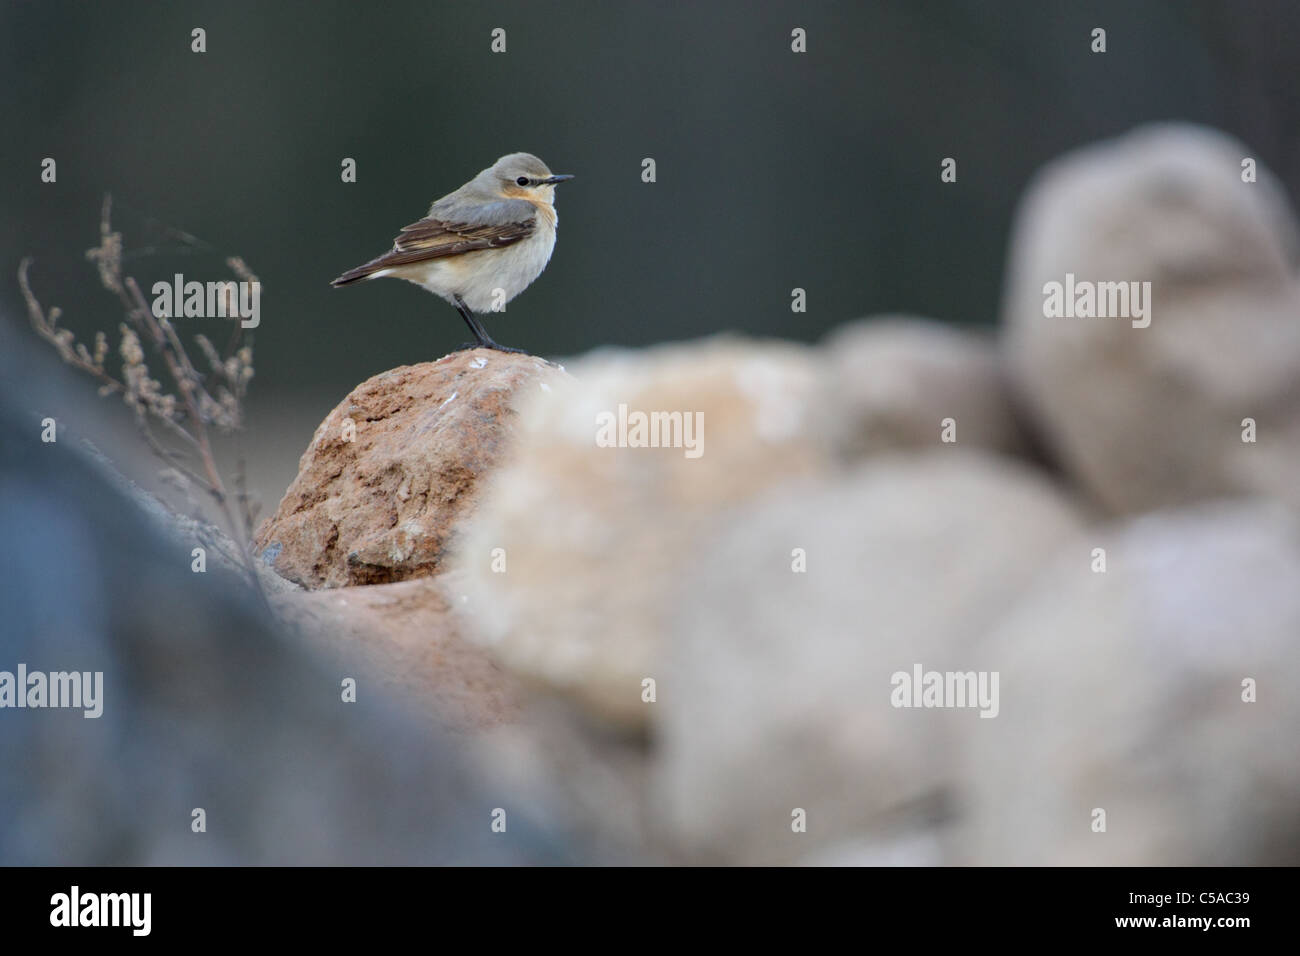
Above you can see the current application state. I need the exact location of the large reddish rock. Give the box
[255,349,567,588]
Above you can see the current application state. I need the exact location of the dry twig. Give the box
[20,195,260,561]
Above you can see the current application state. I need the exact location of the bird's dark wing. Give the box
[331,199,537,286]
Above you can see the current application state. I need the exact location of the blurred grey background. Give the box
[4,0,1300,505]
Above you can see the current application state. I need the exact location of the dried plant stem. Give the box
[118,275,240,536]
[20,196,260,586]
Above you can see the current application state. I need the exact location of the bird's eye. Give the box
[516,176,530,186]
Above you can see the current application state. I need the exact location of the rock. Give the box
[650,450,1084,865]
[1002,123,1300,514]
[957,502,1300,864]
[465,700,665,864]
[254,348,569,588]
[449,336,836,727]
[822,316,1026,460]
[269,573,525,730]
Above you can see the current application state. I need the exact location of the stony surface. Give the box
[270,573,525,730]
[448,336,837,727]
[651,451,1084,865]
[957,502,1300,864]
[254,349,568,588]
[1002,123,1300,514]
[822,316,1027,460]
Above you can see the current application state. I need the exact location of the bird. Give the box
[332,152,573,353]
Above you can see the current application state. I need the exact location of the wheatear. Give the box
[332,152,573,352]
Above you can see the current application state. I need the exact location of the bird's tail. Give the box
[331,257,392,287]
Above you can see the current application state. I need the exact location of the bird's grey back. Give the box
[428,195,536,227]
[427,152,555,222]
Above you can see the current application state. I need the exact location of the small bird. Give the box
[332,152,573,352]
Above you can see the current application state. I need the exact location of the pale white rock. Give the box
[1002,123,1300,514]
[823,316,1026,459]
[450,336,837,726]
[649,450,1084,865]
[956,501,1300,864]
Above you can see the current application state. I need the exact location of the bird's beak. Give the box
[541,174,574,184]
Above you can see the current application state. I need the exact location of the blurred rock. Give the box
[822,316,1026,459]
[467,698,665,865]
[270,573,525,731]
[0,331,571,864]
[1002,123,1300,514]
[449,336,836,727]
[255,348,568,588]
[957,502,1300,864]
[76,440,300,598]
[650,450,1084,865]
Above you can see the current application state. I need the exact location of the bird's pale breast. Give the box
[398,210,556,314]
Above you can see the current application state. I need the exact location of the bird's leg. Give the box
[452,295,528,354]
[453,295,492,345]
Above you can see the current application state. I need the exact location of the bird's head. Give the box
[484,152,574,203]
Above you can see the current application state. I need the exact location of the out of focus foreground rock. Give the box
[451,337,836,726]
[653,451,1083,865]
[960,502,1300,865]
